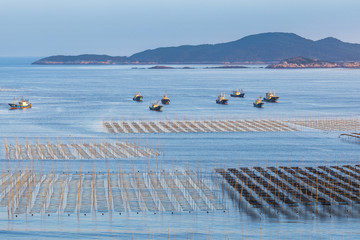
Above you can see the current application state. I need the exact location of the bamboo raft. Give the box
[4,139,160,160]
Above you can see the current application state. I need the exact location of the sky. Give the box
[0,0,360,57]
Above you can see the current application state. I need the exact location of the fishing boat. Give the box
[149,100,163,111]
[263,91,279,102]
[230,89,245,98]
[216,93,228,105]
[133,92,143,102]
[8,97,32,110]
[253,96,264,108]
[161,92,170,105]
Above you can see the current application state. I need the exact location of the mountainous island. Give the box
[33,32,360,65]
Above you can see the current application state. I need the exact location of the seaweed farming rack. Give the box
[288,117,360,131]
[4,138,160,160]
[216,164,360,219]
[103,119,298,134]
[339,133,360,144]
[0,88,19,92]
[103,116,360,134]
[0,169,225,217]
[3,163,360,220]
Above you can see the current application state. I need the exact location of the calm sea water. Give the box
[0,58,359,239]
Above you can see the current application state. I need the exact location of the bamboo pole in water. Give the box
[107,163,112,212]
[77,163,82,215]
[4,138,9,160]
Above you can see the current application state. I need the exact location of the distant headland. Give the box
[266,56,360,69]
[33,32,360,65]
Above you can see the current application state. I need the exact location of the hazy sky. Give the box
[1,0,359,57]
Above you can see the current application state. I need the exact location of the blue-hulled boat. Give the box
[8,97,32,110]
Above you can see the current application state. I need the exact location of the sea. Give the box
[0,57,359,239]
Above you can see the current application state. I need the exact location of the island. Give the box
[266,57,360,69]
[33,32,360,65]
[148,66,174,69]
[204,65,248,69]
[32,54,130,65]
